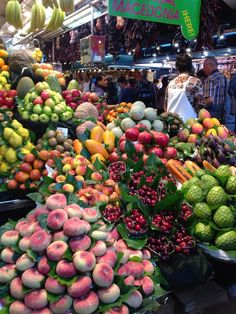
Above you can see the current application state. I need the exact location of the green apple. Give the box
[39,114,50,123]
[21,111,30,120]
[18,107,24,115]
[44,99,55,109]
[55,93,63,101]
[42,82,49,89]
[46,89,54,97]
[33,104,43,114]
[50,113,59,122]
[30,113,39,122]
[35,82,44,93]
[30,92,38,101]
[53,105,63,115]
[60,111,73,121]
[43,106,52,116]
[25,103,33,112]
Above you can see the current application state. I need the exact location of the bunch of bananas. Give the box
[59,0,74,13]
[29,1,46,33]
[5,0,23,29]
[32,48,43,62]
[42,0,59,9]
[46,5,65,32]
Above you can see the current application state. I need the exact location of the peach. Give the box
[83,220,92,233]
[73,251,96,272]
[46,240,68,261]
[56,260,77,278]
[10,277,25,300]
[104,305,129,314]
[198,108,211,121]
[205,128,217,137]
[187,134,198,144]
[19,236,31,252]
[67,276,92,298]
[142,260,155,274]
[22,268,45,288]
[0,264,17,283]
[125,290,143,308]
[142,276,154,295]
[91,230,107,241]
[62,183,75,193]
[82,207,101,223]
[105,179,116,187]
[62,164,72,173]
[1,230,19,246]
[45,277,65,294]
[91,172,103,181]
[9,301,31,314]
[211,117,220,126]
[129,249,143,260]
[142,249,151,260]
[37,256,50,275]
[64,204,83,218]
[92,263,114,287]
[1,247,18,264]
[47,209,68,230]
[124,275,135,286]
[97,251,117,268]
[31,309,53,314]
[191,123,203,134]
[118,262,144,278]
[33,207,50,220]
[75,165,87,176]
[69,234,91,252]
[45,193,67,210]
[217,125,229,139]
[90,240,106,256]
[55,175,66,183]
[75,175,85,181]
[109,192,119,202]
[30,230,52,252]
[203,118,214,129]
[178,128,189,142]
[24,289,48,310]
[186,117,197,127]
[98,284,120,304]
[63,217,86,236]
[103,186,114,196]
[116,239,128,251]
[16,253,35,271]
[73,291,99,314]
[134,278,142,286]
[52,231,69,242]
[15,220,35,237]
[49,295,73,314]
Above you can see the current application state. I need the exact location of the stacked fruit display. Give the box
[158,112,184,136]
[62,89,82,110]
[107,101,164,138]
[17,81,73,123]
[0,49,11,91]
[182,165,236,250]
[32,48,43,63]
[106,102,133,123]
[0,90,17,109]
[0,119,34,175]
[0,193,160,313]
[32,63,65,86]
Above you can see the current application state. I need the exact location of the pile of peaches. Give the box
[0,193,157,314]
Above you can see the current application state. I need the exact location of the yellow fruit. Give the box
[4,84,11,91]
[3,127,14,140]
[24,141,34,151]
[11,119,23,130]
[8,131,23,148]
[16,127,29,140]
[20,148,31,155]
[102,130,115,152]
[90,126,104,143]
[0,76,7,85]
[85,140,109,159]
[91,153,106,164]
[5,147,17,163]
[0,145,7,156]
[0,50,9,59]
[0,161,10,173]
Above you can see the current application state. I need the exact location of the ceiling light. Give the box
[174,43,179,47]
[219,35,225,40]
[186,48,191,53]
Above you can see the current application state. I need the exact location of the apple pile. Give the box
[0,90,17,110]
[0,193,159,313]
[32,63,65,87]
[62,89,82,110]
[17,82,73,123]
[109,124,177,164]
[6,152,48,191]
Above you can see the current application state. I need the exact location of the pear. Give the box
[5,147,17,164]
[24,141,34,151]
[0,145,7,156]
[8,131,23,148]
[16,127,29,140]
[11,119,23,130]
[3,127,14,140]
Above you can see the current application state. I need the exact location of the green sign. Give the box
[108,0,201,40]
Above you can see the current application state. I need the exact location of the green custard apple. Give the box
[195,222,215,242]
[225,176,236,194]
[185,185,203,205]
[213,206,235,229]
[206,186,227,208]
[200,174,219,191]
[193,202,212,221]
[214,165,232,184]
[215,231,236,250]
[195,170,206,178]
[182,177,201,191]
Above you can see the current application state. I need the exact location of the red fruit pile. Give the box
[124,209,147,236]
[102,204,122,223]
[108,161,126,182]
[62,89,82,110]
[152,211,175,233]
[147,235,175,261]
[172,227,195,254]
[0,90,17,109]
[180,202,193,221]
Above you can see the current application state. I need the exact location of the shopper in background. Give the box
[156,76,169,113]
[197,69,207,84]
[203,56,228,122]
[117,76,137,103]
[228,76,236,132]
[107,76,118,105]
[135,70,157,108]
[81,72,91,93]
[92,73,108,97]
[165,53,204,122]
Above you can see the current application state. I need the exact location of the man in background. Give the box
[135,70,157,108]
[92,73,108,97]
[203,56,228,122]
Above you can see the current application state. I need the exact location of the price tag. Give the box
[46,164,54,178]
[57,127,68,138]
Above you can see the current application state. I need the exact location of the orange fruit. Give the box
[0,58,5,68]
[1,65,9,71]
[211,118,220,127]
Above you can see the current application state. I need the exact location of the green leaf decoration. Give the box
[129,256,143,262]
[0,284,9,297]
[63,248,73,261]
[155,191,183,212]
[27,192,44,204]
[47,292,64,303]
[77,133,88,142]
[116,224,147,250]
[52,273,78,287]
[84,165,93,180]
[125,140,135,158]
[133,298,160,314]
[93,157,105,171]
[37,214,51,231]
[26,249,38,262]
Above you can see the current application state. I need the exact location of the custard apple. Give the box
[185,185,203,205]
[206,186,227,208]
[193,202,212,221]
[213,206,234,229]
[215,231,236,250]
[195,222,214,242]
[214,165,232,184]
[225,176,236,194]
[200,174,219,191]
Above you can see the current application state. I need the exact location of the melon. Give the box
[139,120,152,130]
[120,118,136,131]
[17,77,34,99]
[133,101,146,110]
[111,127,123,139]
[144,108,157,121]
[129,106,145,121]
[74,102,99,120]
[152,120,164,132]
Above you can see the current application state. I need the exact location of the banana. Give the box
[56,8,65,29]
[38,3,46,29]
[46,5,58,31]
[53,0,59,9]
[29,3,37,32]
[6,0,23,29]
[59,0,74,13]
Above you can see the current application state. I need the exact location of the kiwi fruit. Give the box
[173,119,180,125]
[56,145,65,153]
[63,141,71,151]
[66,139,73,145]
[56,133,65,144]
[35,144,42,151]
[47,130,56,139]
[48,138,57,147]
[37,138,43,144]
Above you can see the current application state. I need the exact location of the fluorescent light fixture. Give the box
[157,46,160,50]
[160,43,171,48]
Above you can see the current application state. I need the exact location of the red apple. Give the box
[160,158,168,165]
[89,92,99,102]
[135,124,147,131]
[153,132,169,147]
[33,96,43,105]
[119,140,126,153]
[62,90,70,97]
[125,128,139,141]
[119,134,126,144]
[5,98,14,108]
[163,147,177,159]
[71,89,81,98]
[148,147,163,157]
[41,91,50,101]
[65,95,73,104]
[134,143,145,153]
[69,102,77,110]
[0,97,5,106]
[138,131,152,145]
[108,152,120,162]
[7,90,17,98]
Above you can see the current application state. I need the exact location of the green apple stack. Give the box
[183,165,236,251]
[18,81,74,123]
